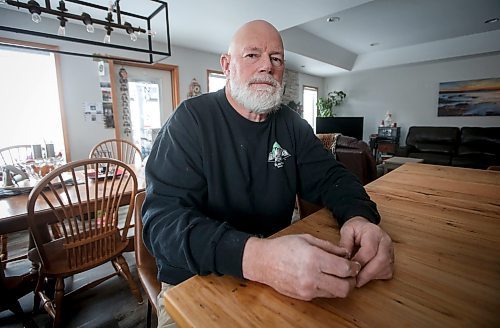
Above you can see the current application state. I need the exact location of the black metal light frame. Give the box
[0,0,171,64]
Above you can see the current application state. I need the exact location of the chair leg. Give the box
[52,277,65,328]
[0,234,8,265]
[146,300,152,328]
[32,270,44,313]
[113,255,143,303]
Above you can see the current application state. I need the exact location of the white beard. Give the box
[229,72,284,115]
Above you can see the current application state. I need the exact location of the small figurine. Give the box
[187,78,202,98]
[384,111,393,127]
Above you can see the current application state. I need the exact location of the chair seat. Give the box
[28,233,129,277]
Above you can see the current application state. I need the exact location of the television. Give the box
[316,117,364,140]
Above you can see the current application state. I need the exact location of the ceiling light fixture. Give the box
[0,0,171,64]
[326,16,340,23]
[484,17,499,24]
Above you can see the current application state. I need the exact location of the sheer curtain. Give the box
[0,46,65,158]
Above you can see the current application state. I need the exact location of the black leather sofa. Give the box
[399,126,500,169]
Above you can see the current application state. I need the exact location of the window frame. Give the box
[206,69,225,92]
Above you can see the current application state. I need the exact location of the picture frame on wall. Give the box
[438,77,500,116]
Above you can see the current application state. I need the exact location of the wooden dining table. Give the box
[0,164,146,237]
[163,163,500,327]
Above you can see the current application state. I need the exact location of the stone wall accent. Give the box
[282,69,299,104]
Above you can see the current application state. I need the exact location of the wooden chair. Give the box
[90,139,143,252]
[0,145,33,167]
[0,145,33,267]
[27,158,143,327]
[89,139,143,165]
[134,191,161,328]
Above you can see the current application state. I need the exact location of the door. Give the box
[112,63,178,158]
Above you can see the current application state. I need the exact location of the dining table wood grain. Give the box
[163,163,500,327]
[0,165,146,234]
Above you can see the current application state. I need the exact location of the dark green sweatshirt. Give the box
[142,88,380,285]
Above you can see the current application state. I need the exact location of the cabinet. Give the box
[378,127,401,142]
[373,127,401,162]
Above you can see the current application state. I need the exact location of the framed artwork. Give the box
[438,77,500,116]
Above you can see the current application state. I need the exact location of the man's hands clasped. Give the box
[242,218,394,301]
[340,216,394,288]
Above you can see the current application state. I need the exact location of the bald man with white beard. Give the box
[143,20,394,327]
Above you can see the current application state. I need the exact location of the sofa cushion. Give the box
[406,126,460,154]
[459,127,500,156]
[408,152,451,165]
[406,126,460,145]
[413,143,455,154]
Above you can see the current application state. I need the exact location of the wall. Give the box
[325,53,500,143]
[63,46,221,160]
[1,7,321,160]
[0,8,222,160]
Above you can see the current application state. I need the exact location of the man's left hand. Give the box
[339,216,394,287]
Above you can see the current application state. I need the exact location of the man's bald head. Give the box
[228,20,283,55]
[220,20,285,118]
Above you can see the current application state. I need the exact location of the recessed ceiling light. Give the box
[370,42,380,47]
[484,17,499,24]
[326,16,340,23]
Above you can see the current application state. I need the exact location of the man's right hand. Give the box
[242,234,361,301]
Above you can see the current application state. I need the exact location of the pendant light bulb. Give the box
[130,32,138,42]
[82,13,94,33]
[103,33,111,44]
[86,24,95,33]
[58,25,66,36]
[31,12,41,23]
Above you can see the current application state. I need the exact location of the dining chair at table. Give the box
[89,138,143,165]
[26,158,143,327]
[90,139,144,252]
[1,145,34,267]
[134,191,161,328]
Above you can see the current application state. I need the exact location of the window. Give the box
[0,40,67,160]
[303,86,318,129]
[207,70,226,92]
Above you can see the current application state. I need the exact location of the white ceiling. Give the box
[165,0,500,77]
[2,0,500,77]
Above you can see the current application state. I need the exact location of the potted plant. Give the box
[316,91,346,117]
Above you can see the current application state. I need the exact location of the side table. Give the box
[383,156,424,174]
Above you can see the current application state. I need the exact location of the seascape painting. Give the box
[438,78,500,116]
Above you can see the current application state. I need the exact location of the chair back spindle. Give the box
[89,139,142,165]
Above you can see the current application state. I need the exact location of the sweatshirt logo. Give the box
[268,142,290,168]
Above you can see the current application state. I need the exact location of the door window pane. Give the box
[129,81,162,158]
[303,86,318,129]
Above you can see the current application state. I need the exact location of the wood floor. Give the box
[0,230,156,328]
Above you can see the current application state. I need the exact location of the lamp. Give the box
[0,0,171,64]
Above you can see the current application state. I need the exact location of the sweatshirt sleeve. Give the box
[142,102,252,284]
[295,122,380,226]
